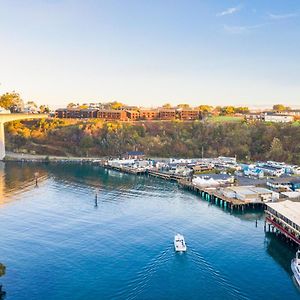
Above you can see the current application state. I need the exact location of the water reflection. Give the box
[265,232,296,274]
[0,162,48,204]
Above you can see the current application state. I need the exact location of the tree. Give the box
[80,135,94,156]
[0,92,24,112]
[177,104,190,109]
[268,137,285,161]
[235,107,249,114]
[273,104,290,112]
[39,105,50,113]
[110,101,124,110]
[162,103,172,109]
[67,103,77,108]
[197,105,213,113]
[27,101,37,108]
[221,106,235,115]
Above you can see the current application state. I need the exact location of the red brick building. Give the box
[139,109,159,120]
[97,110,127,121]
[158,109,176,120]
[126,110,140,121]
[178,109,199,120]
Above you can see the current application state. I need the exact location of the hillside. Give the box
[4,118,300,164]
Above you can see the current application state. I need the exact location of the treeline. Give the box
[4,119,300,164]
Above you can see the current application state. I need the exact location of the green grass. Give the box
[291,121,300,127]
[207,115,244,123]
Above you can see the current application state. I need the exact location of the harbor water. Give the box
[0,162,299,299]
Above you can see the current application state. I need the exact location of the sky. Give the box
[0,0,300,108]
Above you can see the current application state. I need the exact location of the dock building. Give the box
[265,200,300,246]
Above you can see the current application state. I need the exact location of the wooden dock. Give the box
[147,169,189,181]
[178,179,265,211]
[98,163,264,212]
[102,164,147,175]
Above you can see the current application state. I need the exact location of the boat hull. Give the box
[291,259,300,286]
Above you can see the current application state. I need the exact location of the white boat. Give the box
[291,249,300,286]
[174,234,187,252]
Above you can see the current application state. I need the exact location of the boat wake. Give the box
[113,247,172,300]
[189,247,249,300]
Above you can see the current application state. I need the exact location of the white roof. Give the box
[266,200,300,227]
[281,192,300,199]
[226,186,272,195]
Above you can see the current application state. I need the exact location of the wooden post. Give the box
[34,172,39,187]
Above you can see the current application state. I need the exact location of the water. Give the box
[0,162,299,299]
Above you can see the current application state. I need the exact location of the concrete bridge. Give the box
[0,114,48,160]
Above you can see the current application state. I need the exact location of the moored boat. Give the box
[174,234,187,252]
[291,249,300,286]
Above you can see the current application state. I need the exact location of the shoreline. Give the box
[4,152,105,163]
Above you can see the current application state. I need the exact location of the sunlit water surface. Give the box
[0,162,299,299]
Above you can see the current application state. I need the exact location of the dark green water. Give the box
[0,162,299,299]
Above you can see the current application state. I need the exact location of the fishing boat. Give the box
[174,234,187,252]
[291,249,300,286]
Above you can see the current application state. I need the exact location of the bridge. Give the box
[0,114,48,160]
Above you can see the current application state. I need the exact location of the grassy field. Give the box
[206,115,244,123]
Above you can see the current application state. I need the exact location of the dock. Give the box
[97,162,265,212]
[178,179,265,211]
[102,164,147,175]
[147,169,189,181]
[265,200,300,246]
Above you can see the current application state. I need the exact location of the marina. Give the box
[0,162,299,299]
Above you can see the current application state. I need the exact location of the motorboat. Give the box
[174,234,187,252]
[291,249,300,286]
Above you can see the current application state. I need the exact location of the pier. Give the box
[102,163,147,175]
[147,169,188,181]
[265,200,300,246]
[178,179,265,211]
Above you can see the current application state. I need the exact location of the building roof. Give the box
[125,151,145,156]
[259,164,284,171]
[98,109,125,113]
[226,186,272,195]
[267,177,300,184]
[197,174,233,181]
[266,200,300,228]
[158,108,176,112]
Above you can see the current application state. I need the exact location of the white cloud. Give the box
[268,12,299,20]
[216,6,241,17]
[223,23,266,34]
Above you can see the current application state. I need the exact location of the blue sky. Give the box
[0,0,299,108]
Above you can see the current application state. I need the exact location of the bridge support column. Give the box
[0,122,5,160]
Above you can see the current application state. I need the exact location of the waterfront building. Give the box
[267,177,300,191]
[123,151,145,160]
[222,186,277,203]
[265,200,300,245]
[244,166,265,178]
[256,164,285,177]
[192,174,234,187]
